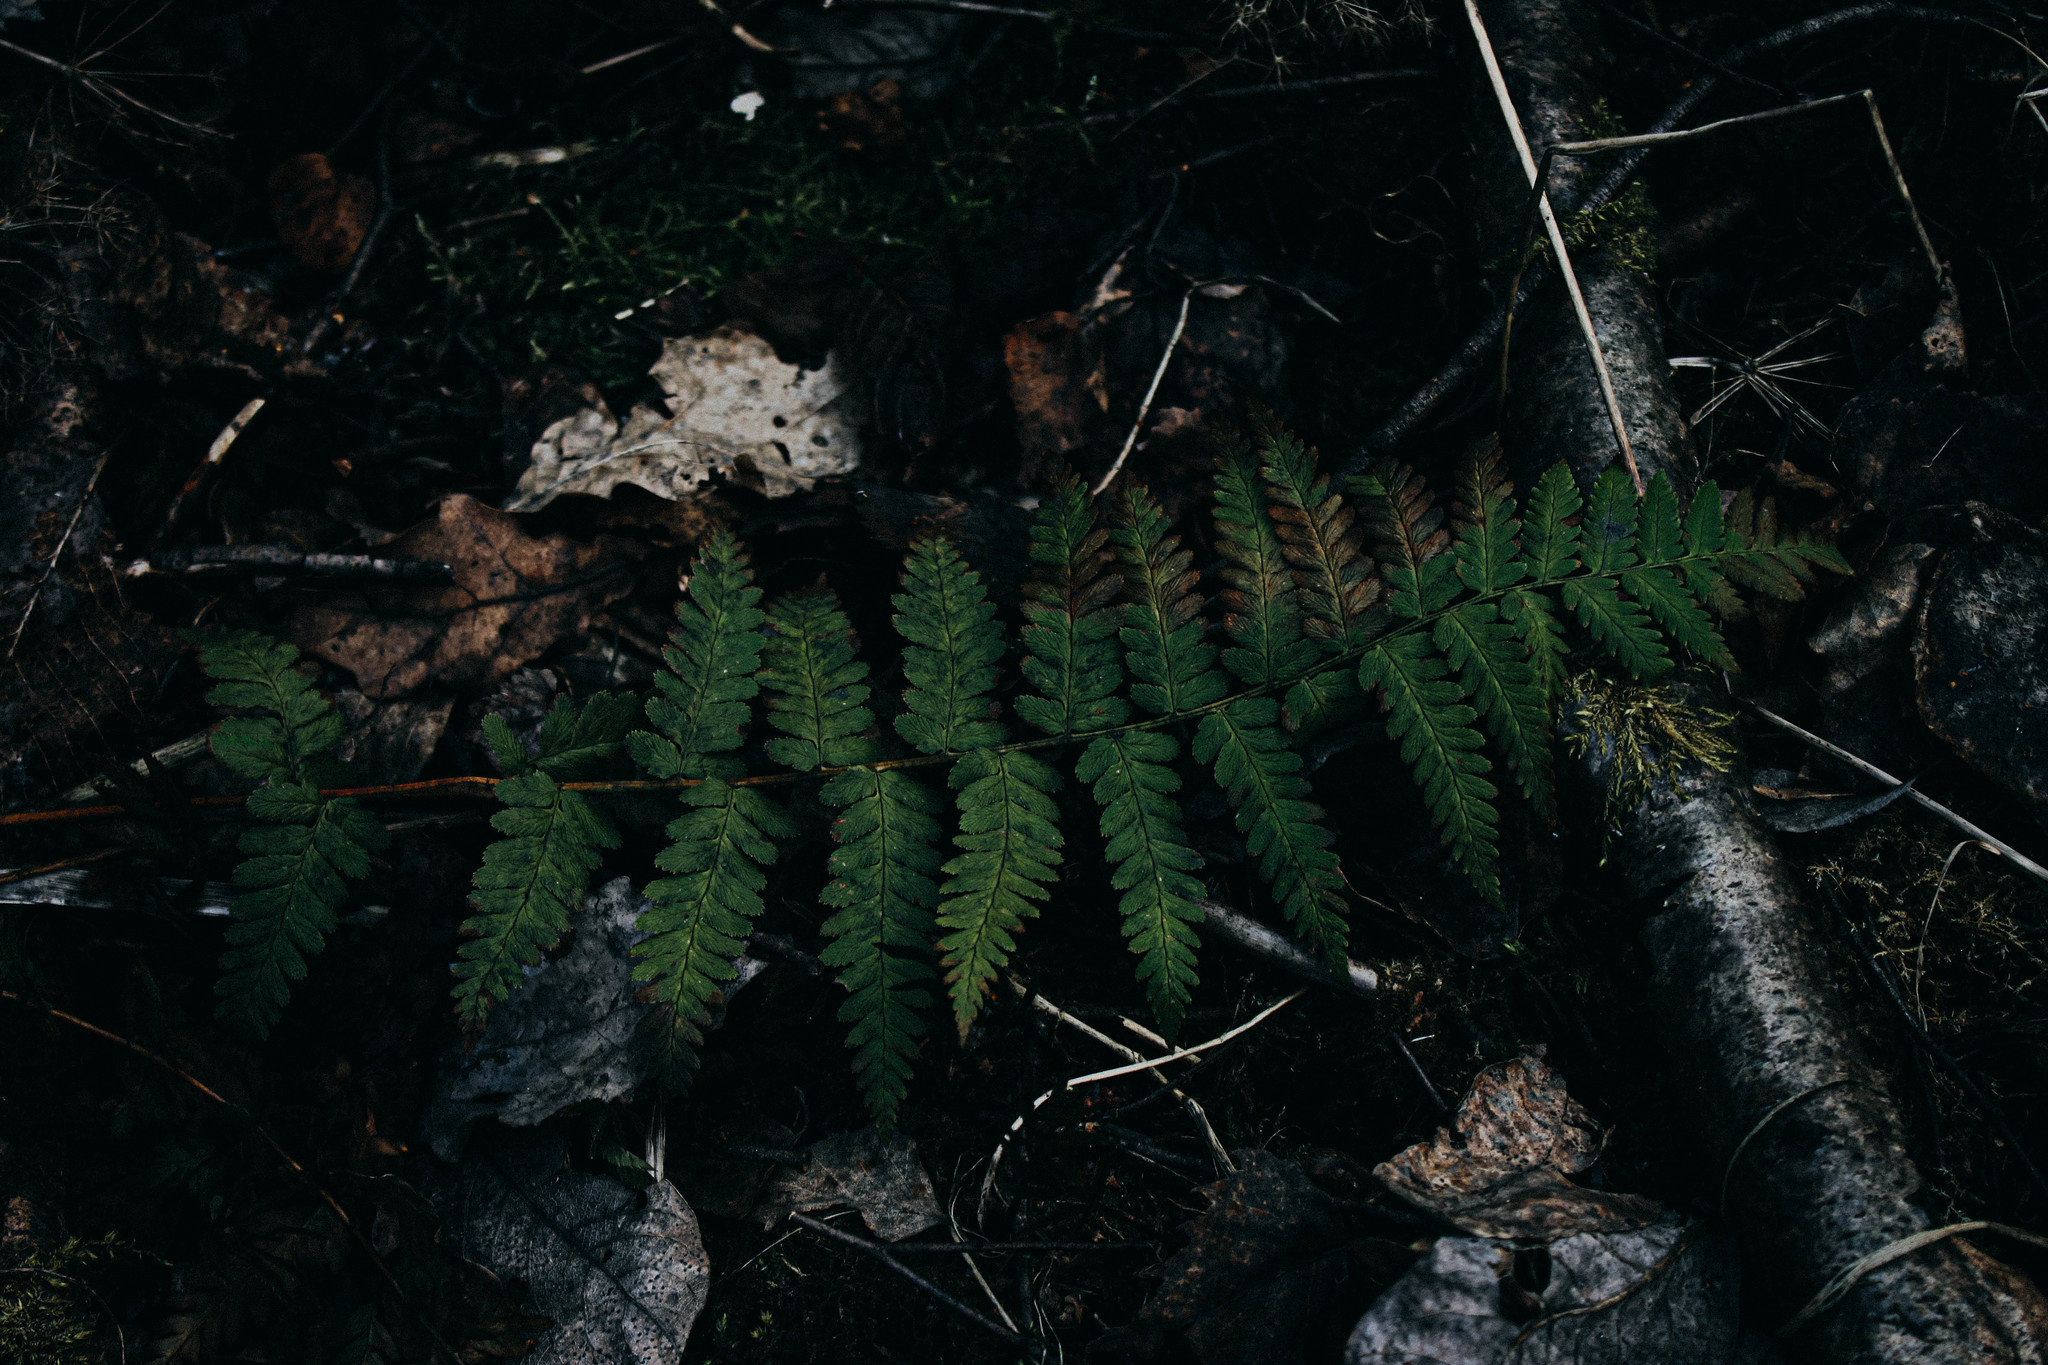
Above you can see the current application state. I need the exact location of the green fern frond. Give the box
[1111,485,1228,716]
[1450,444,1528,596]
[1354,461,1460,620]
[451,695,633,1025]
[1257,424,1381,652]
[894,538,1006,755]
[190,632,385,1037]
[820,766,943,1128]
[762,589,880,771]
[936,749,1062,1038]
[632,531,766,781]
[1212,436,1319,689]
[1521,462,1584,583]
[1719,488,1852,600]
[1193,698,1349,967]
[192,632,345,786]
[628,535,790,1082]
[633,779,799,1080]
[1360,634,1501,903]
[1016,481,1129,738]
[216,784,389,1036]
[1558,467,1670,678]
[1435,604,1552,808]
[1079,730,1205,1035]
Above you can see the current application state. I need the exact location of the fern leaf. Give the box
[1435,604,1552,806]
[192,632,383,1036]
[762,589,880,771]
[1258,422,1381,651]
[1502,586,1571,697]
[632,779,798,1080]
[1719,489,1852,600]
[1110,485,1227,716]
[1635,472,1684,564]
[894,537,1007,755]
[1676,478,1744,618]
[1450,444,1530,595]
[1578,466,1641,576]
[1281,668,1361,737]
[1192,698,1349,966]
[1354,461,1460,620]
[1078,730,1205,1035]
[451,696,632,1024]
[1212,435,1319,688]
[1561,573,1671,678]
[936,749,1062,1037]
[215,784,388,1036]
[1359,634,1501,902]
[193,632,345,785]
[632,530,766,780]
[1016,481,1128,737]
[819,766,943,1128]
[1522,462,1584,583]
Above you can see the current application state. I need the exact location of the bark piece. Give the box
[1473,0,2048,1356]
[266,152,376,272]
[292,493,636,699]
[1375,1052,1663,1241]
[1914,541,2048,821]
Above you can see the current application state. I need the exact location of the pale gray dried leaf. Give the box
[423,879,656,1160]
[507,328,862,511]
[753,1127,942,1241]
[333,688,453,784]
[1807,542,1937,694]
[453,1130,709,1365]
[1375,1052,1662,1240]
[1344,1220,1740,1365]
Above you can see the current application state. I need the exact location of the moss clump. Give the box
[1561,671,1734,830]
[1560,100,1658,275]
[0,1233,134,1364]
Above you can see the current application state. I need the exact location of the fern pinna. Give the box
[194,632,389,1038]
[192,430,1843,1124]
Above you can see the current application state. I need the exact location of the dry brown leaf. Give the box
[1002,310,1104,486]
[292,494,636,699]
[1374,1051,1662,1240]
[267,152,376,273]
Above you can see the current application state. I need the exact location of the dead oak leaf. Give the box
[293,494,637,699]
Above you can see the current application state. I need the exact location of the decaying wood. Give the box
[1474,0,2048,1357]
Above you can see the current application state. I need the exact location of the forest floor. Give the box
[3,1,2048,1362]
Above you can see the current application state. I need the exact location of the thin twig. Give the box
[1029,989,1233,1168]
[1063,990,1304,1087]
[1092,290,1191,495]
[789,1213,1044,1359]
[153,398,265,547]
[1735,697,2048,887]
[8,453,110,660]
[1390,1032,1452,1113]
[1464,0,1643,494]
[1779,1219,2048,1337]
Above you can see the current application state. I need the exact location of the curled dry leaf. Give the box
[292,493,636,699]
[1374,1051,1662,1241]
[507,327,862,512]
[752,1127,943,1242]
